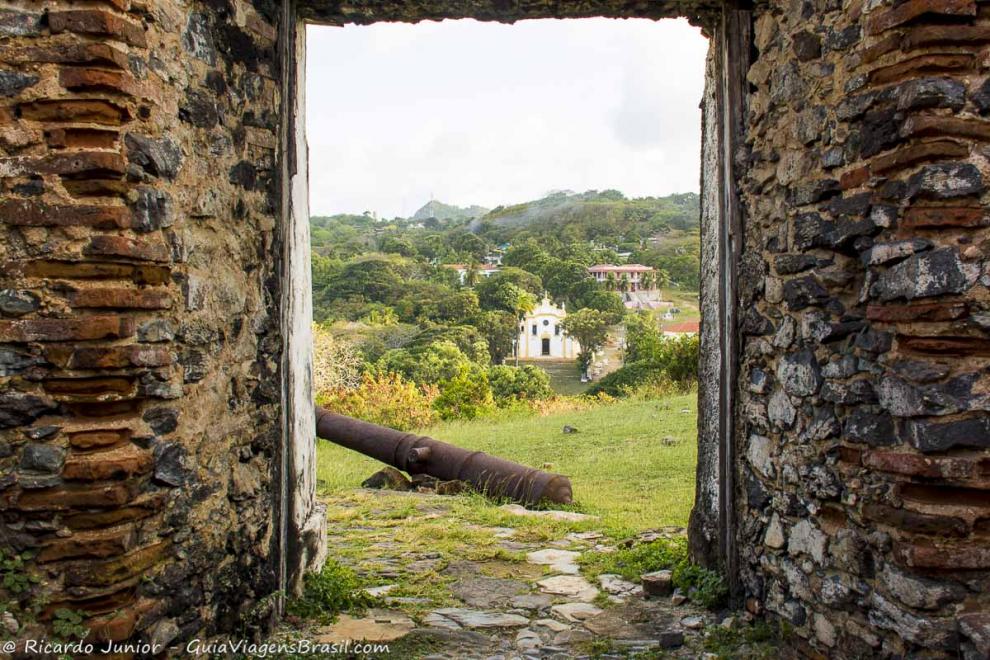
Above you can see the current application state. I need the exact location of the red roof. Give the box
[664,321,700,334]
[588,264,654,273]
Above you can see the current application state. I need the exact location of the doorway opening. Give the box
[281,6,749,653]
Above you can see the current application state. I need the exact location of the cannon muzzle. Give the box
[315,406,573,505]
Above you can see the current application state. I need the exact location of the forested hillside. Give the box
[309,189,701,426]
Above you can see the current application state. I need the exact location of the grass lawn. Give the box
[517,359,588,396]
[316,392,698,536]
[660,288,701,325]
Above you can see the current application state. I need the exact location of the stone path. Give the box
[303,489,726,659]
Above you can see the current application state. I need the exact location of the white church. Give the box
[515,296,580,360]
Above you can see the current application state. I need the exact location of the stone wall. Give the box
[736,0,990,656]
[0,0,287,645]
[2,0,988,655]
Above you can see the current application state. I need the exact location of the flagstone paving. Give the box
[278,489,749,659]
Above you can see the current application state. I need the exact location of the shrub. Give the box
[579,537,727,609]
[317,372,438,430]
[434,365,496,420]
[589,334,699,397]
[285,559,376,623]
[311,323,361,396]
[375,340,476,385]
[488,365,554,405]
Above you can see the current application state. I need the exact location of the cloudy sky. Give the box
[305,18,708,219]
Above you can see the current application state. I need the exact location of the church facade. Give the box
[516,297,580,360]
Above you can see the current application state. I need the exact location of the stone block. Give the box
[63,444,152,481]
[68,287,172,310]
[49,9,147,48]
[0,199,130,228]
[0,316,135,342]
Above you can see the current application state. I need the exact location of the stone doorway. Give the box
[282,0,748,602]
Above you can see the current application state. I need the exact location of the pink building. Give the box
[587,264,656,292]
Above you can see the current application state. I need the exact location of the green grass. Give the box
[517,359,588,396]
[659,288,700,325]
[316,392,698,534]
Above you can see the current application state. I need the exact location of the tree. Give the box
[311,324,361,396]
[561,308,612,376]
[473,310,519,363]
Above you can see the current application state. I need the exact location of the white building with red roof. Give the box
[587,264,656,292]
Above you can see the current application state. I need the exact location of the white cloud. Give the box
[306,18,708,218]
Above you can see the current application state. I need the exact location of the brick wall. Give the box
[738,0,990,656]
[0,0,284,646]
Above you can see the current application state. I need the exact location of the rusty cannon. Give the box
[315,406,573,505]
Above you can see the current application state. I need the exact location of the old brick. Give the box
[64,541,168,587]
[18,99,129,125]
[0,317,134,342]
[903,23,990,49]
[12,482,135,511]
[85,235,170,262]
[37,527,135,562]
[34,151,127,179]
[48,9,146,47]
[1,43,129,69]
[64,179,130,199]
[864,450,978,480]
[46,128,118,150]
[44,378,136,405]
[839,166,870,189]
[869,54,975,86]
[866,301,968,322]
[864,503,969,536]
[870,140,969,175]
[64,493,164,529]
[867,0,976,35]
[902,115,990,142]
[0,316,134,342]
[63,444,152,481]
[59,67,141,96]
[895,540,990,569]
[68,287,172,310]
[62,345,172,369]
[19,261,171,285]
[899,335,990,356]
[903,415,990,452]
[0,200,130,229]
[68,428,131,451]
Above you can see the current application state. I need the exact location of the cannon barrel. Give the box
[315,406,573,505]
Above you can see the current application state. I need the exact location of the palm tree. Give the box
[465,261,480,287]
